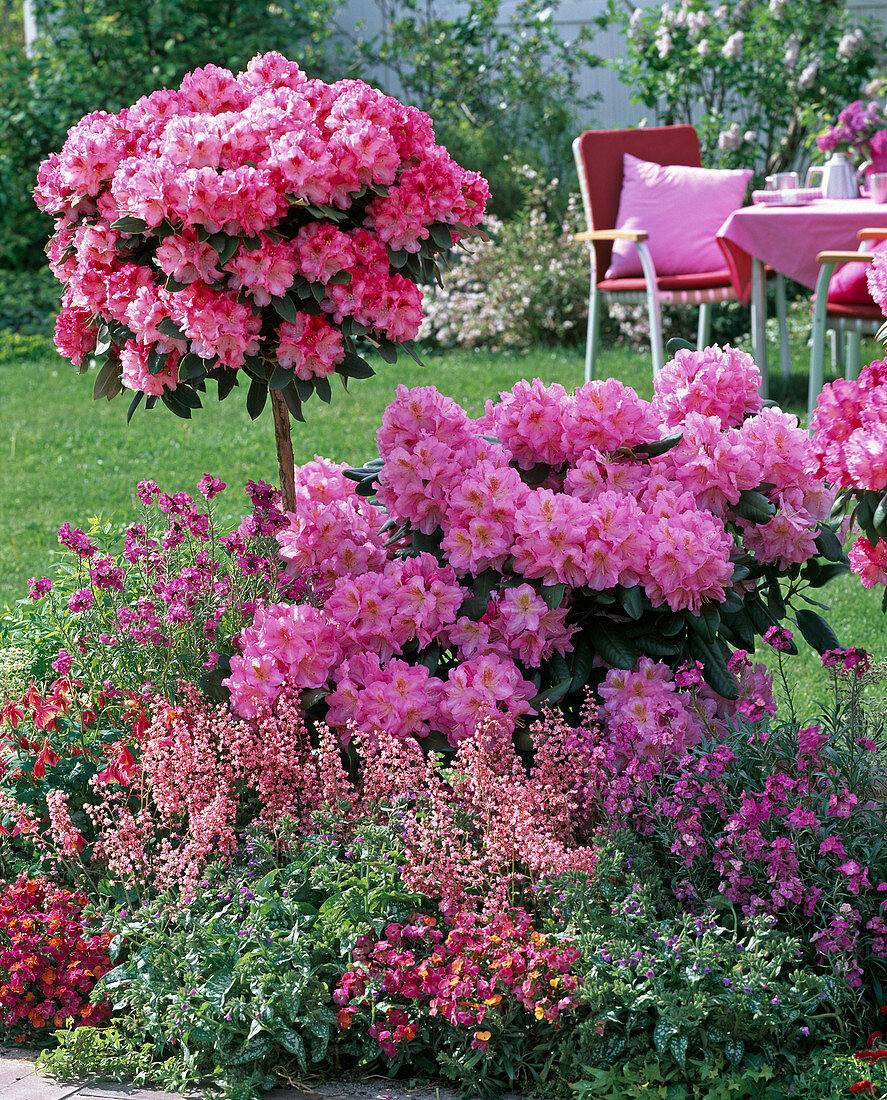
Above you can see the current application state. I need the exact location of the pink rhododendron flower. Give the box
[653,344,763,429]
[36,54,488,404]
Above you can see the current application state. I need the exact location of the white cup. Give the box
[870,173,887,203]
[765,171,799,191]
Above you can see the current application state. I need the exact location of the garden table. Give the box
[716,197,887,392]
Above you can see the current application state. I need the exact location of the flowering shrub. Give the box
[224,345,845,751]
[15,476,297,697]
[419,172,589,350]
[606,0,881,177]
[334,907,582,1095]
[35,51,488,425]
[1,662,597,902]
[0,874,112,1039]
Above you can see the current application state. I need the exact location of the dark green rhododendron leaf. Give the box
[172,384,202,410]
[814,525,846,562]
[160,389,192,419]
[217,370,238,401]
[688,634,739,699]
[795,608,840,654]
[267,363,294,390]
[375,339,398,364]
[337,353,375,379]
[177,354,207,382]
[280,383,305,421]
[111,215,149,233]
[721,606,755,651]
[687,603,720,642]
[126,391,144,423]
[246,378,268,420]
[542,583,566,610]
[631,432,682,458]
[617,584,643,619]
[569,640,595,693]
[530,678,572,709]
[314,375,332,404]
[594,621,638,670]
[93,357,121,401]
[271,294,298,322]
[732,489,776,524]
[745,594,778,635]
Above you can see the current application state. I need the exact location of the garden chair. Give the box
[808,227,886,415]
[573,125,770,381]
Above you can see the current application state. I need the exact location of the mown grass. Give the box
[2,329,886,717]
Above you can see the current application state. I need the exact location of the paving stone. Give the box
[0,1066,36,1090]
[75,1089,188,1100]
[0,1074,82,1100]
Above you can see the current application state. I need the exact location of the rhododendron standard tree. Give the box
[35,52,489,511]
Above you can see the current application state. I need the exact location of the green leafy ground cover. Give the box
[2,333,885,716]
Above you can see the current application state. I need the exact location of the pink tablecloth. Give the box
[717,198,887,301]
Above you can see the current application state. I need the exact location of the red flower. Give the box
[855,1050,887,1064]
[851,1083,876,1095]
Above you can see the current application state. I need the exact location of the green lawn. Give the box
[2,330,886,718]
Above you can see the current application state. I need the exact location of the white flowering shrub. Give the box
[420,172,590,350]
[607,0,883,177]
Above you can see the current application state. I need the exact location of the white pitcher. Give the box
[805,151,859,199]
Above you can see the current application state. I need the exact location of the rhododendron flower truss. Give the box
[224,346,847,743]
[810,357,887,608]
[36,52,489,426]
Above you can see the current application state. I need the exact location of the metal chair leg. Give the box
[846,325,862,380]
[750,258,768,399]
[809,261,836,417]
[697,303,712,350]
[775,273,791,381]
[584,281,600,383]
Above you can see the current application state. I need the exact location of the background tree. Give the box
[0,0,343,270]
[325,0,600,217]
[605,0,884,180]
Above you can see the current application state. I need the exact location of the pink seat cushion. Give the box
[828,241,887,305]
[606,154,752,279]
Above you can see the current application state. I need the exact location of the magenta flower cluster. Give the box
[35,51,488,396]
[333,907,581,1056]
[29,477,299,692]
[226,344,831,749]
[582,672,887,992]
[817,100,887,157]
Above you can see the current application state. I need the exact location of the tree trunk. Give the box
[270,388,296,514]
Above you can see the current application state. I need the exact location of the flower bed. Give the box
[5,47,887,1100]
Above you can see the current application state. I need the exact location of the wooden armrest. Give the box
[817,250,874,264]
[858,227,887,241]
[574,229,649,243]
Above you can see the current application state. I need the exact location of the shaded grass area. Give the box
[2,332,886,716]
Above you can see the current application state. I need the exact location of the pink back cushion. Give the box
[606,154,752,278]
[828,241,887,304]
